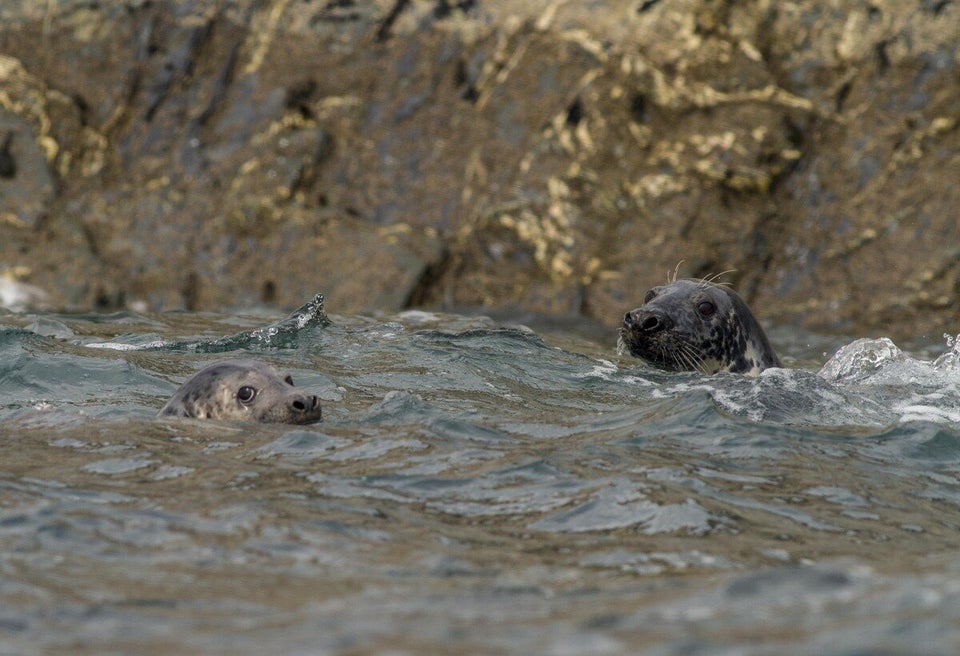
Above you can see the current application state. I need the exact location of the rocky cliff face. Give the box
[0,0,958,339]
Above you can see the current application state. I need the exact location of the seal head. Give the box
[159,359,322,424]
[618,279,781,375]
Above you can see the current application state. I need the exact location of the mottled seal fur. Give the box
[618,279,781,375]
[159,359,322,423]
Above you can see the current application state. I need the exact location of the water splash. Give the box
[817,337,907,383]
[817,335,960,425]
[933,332,960,370]
[194,292,330,352]
[86,292,330,352]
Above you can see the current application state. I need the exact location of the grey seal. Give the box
[159,359,322,423]
[618,278,781,375]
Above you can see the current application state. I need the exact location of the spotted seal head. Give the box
[159,359,322,423]
[618,279,781,375]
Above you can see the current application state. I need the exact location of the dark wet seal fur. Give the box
[159,359,322,424]
[618,279,781,376]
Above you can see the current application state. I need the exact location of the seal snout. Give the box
[623,308,673,334]
[291,393,320,414]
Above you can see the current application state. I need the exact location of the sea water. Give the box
[1,295,959,654]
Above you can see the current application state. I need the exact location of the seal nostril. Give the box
[292,396,320,413]
[640,315,661,332]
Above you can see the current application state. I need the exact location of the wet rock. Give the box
[0,130,16,178]
[0,0,956,338]
[0,62,57,229]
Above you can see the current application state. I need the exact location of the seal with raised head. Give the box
[618,278,781,375]
[159,359,322,423]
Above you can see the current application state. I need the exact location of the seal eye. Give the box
[284,375,294,386]
[237,386,257,404]
[697,301,716,317]
[643,289,656,304]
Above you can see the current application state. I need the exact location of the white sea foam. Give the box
[84,339,170,351]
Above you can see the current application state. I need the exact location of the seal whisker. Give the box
[668,260,686,284]
[673,348,693,372]
[674,339,707,374]
[699,270,735,288]
[661,334,698,373]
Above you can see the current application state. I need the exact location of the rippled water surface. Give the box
[2,297,960,655]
